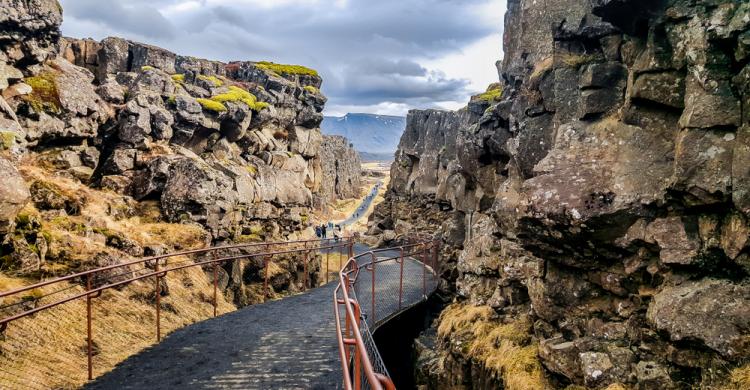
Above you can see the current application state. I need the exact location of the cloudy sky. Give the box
[59,0,507,116]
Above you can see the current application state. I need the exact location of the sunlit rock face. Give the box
[371,0,750,387]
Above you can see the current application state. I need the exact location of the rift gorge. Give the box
[1,0,750,389]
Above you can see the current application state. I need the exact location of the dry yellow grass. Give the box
[438,303,549,390]
[721,364,750,389]
[0,265,235,389]
[0,162,234,389]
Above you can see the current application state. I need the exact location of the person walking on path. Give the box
[315,225,322,238]
[322,224,327,239]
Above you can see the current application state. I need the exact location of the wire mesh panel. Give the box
[335,238,440,390]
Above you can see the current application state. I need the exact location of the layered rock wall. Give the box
[319,135,362,203]
[0,0,334,310]
[371,0,750,388]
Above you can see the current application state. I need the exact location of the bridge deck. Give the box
[86,245,429,390]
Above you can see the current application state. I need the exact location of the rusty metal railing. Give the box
[334,236,440,390]
[0,236,354,387]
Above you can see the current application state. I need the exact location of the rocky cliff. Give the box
[370,0,750,388]
[319,135,362,203]
[1,0,330,246]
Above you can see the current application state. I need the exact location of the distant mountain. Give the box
[321,113,406,159]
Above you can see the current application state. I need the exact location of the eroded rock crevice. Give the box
[369,0,750,388]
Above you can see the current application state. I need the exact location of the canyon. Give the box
[368,0,750,388]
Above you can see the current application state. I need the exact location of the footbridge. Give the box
[0,235,439,389]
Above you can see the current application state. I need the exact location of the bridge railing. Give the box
[334,236,440,390]
[0,236,354,388]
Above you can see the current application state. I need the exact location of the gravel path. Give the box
[337,181,382,227]
[86,244,430,390]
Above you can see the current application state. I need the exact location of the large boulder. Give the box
[647,279,750,359]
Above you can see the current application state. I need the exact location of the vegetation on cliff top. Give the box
[476,84,503,102]
[256,61,319,77]
[196,98,228,113]
[211,86,270,111]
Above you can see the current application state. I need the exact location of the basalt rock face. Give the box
[318,135,362,204]
[371,0,750,388]
[0,1,330,245]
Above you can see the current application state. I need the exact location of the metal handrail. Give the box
[0,236,355,381]
[334,237,440,390]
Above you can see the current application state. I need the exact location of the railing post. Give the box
[303,250,309,291]
[264,255,270,302]
[353,301,362,390]
[155,260,162,342]
[371,252,376,324]
[399,247,404,310]
[422,245,427,298]
[326,244,330,284]
[212,257,218,318]
[86,273,94,381]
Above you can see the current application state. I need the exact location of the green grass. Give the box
[196,98,227,113]
[256,61,318,77]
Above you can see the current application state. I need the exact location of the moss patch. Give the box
[476,85,503,103]
[197,74,224,87]
[723,364,750,389]
[256,61,318,77]
[23,71,62,114]
[438,303,548,390]
[170,74,185,84]
[211,86,269,111]
[0,131,17,150]
[196,98,227,113]
[140,66,155,72]
[303,85,319,94]
[245,165,258,176]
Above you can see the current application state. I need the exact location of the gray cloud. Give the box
[59,0,503,115]
[62,0,177,39]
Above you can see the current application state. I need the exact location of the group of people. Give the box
[315,222,342,239]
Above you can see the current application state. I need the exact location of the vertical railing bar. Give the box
[86,273,93,381]
[212,251,219,317]
[155,260,161,342]
[398,247,404,310]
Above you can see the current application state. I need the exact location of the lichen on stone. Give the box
[303,85,319,94]
[140,65,155,72]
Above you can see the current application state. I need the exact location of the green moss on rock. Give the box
[476,85,503,102]
[211,86,270,112]
[197,74,224,87]
[196,98,227,113]
[256,61,318,77]
[303,85,319,94]
[24,71,62,114]
[171,74,185,84]
[0,131,17,150]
